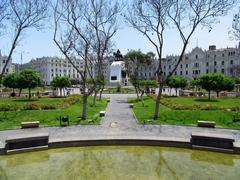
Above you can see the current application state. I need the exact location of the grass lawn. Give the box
[103,87,135,94]
[166,96,240,108]
[129,96,240,129]
[0,96,108,130]
[0,96,64,109]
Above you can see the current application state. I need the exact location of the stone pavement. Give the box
[0,94,240,149]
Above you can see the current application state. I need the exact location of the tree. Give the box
[230,7,240,42]
[53,0,96,120]
[124,50,154,100]
[234,77,240,84]
[126,0,235,120]
[221,77,235,93]
[18,69,41,99]
[0,0,49,79]
[51,76,71,97]
[2,72,19,96]
[53,0,121,119]
[88,0,121,104]
[166,76,188,96]
[138,80,157,106]
[195,73,234,100]
[0,0,9,35]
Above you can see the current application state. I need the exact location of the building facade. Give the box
[126,58,158,81]
[21,57,85,85]
[0,54,13,75]
[162,46,240,80]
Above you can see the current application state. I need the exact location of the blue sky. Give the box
[0,6,238,64]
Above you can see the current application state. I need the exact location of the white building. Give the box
[0,53,13,75]
[109,61,128,85]
[21,57,85,85]
[163,46,240,79]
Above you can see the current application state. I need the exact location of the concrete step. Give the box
[7,145,48,155]
[192,145,234,154]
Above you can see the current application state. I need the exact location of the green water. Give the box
[0,146,239,180]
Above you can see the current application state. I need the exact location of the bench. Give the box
[197,121,216,128]
[5,133,49,154]
[21,121,39,129]
[233,112,240,122]
[191,132,234,153]
[99,111,106,117]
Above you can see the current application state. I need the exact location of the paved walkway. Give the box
[0,94,240,149]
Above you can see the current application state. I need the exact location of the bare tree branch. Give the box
[0,0,49,78]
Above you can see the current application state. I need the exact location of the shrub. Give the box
[116,85,121,92]
[23,103,57,110]
[0,104,18,111]
[23,103,42,110]
[60,95,80,108]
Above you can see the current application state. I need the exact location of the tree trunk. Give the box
[28,88,31,100]
[134,85,139,101]
[170,88,172,96]
[216,91,219,97]
[140,90,145,107]
[18,88,22,97]
[208,91,211,101]
[175,88,178,96]
[60,88,62,97]
[99,85,105,101]
[92,90,98,107]
[82,94,88,120]
[153,84,163,120]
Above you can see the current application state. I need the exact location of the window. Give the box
[111,76,117,81]
[214,69,217,73]
[175,71,177,75]
[196,55,198,59]
[206,69,209,74]
[186,64,188,68]
[221,68,225,74]
[221,61,224,66]
[186,71,188,75]
[230,60,234,65]
[180,64,183,68]
[180,71,183,75]
[169,65,171,69]
[194,63,199,67]
[3,60,5,63]
[222,53,225,57]
[214,61,217,66]
[206,62,209,67]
